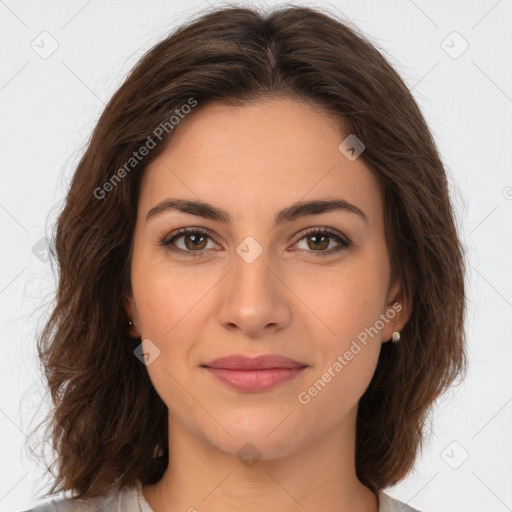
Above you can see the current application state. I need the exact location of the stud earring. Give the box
[391,331,400,343]
[128,320,133,326]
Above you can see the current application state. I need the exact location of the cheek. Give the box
[290,256,387,344]
[131,257,217,384]
[303,345,381,420]
[298,315,383,417]
[133,253,215,340]
[134,272,199,416]
[291,258,385,403]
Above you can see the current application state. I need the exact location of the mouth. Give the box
[200,354,308,392]
[201,354,308,392]
[202,367,307,392]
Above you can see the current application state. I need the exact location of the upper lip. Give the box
[202,354,308,370]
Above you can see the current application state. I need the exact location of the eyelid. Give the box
[289,226,352,257]
[163,226,214,242]
[160,226,220,255]
[292,226,350,244]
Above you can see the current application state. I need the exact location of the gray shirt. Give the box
[18,479,421,512]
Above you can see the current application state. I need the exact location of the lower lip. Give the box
[204,367,306,392]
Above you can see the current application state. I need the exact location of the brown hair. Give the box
[29,3,467,500]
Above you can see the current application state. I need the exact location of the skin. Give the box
[123,97,411,512]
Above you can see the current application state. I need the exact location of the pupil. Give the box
[186,234,206,250]
[309,234,328,250]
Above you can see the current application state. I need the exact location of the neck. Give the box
[142,406,378,512]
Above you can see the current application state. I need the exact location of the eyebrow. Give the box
[146,197,368,226]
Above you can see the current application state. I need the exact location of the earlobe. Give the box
[390,331,401,343]
[382,282,412,343]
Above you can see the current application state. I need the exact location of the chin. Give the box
[205,417,303,462]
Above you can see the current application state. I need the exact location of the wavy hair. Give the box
[29,3,467,499]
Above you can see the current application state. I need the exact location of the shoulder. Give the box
[15,480,142,512]
[378,490,423,512]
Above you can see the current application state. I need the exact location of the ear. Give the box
[381,279,412,343]
[123,292,141,338]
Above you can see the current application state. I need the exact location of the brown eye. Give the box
[182,233,208,250]
[305,233,330,250]
[160,227,219,258]
[293,228,352,257]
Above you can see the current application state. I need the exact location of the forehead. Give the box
[138,98,383,231]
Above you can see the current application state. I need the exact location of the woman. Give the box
[21,4,466,511]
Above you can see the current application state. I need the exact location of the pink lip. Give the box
[204,367,306,392]
[201,354,308,392]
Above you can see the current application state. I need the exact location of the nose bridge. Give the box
[216,234,290,335]
[230,235,275,306]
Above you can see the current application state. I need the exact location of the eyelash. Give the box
[159,226,352,259]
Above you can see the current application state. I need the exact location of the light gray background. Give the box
[1,1,511,511]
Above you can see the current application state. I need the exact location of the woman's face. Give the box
[124,97,408,459]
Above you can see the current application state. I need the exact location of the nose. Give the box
[216,242,292,338]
